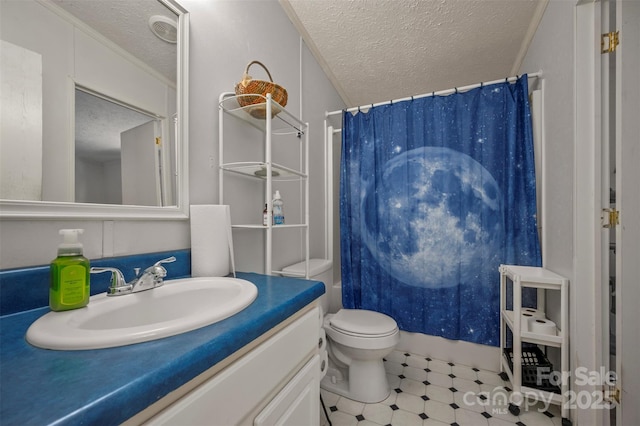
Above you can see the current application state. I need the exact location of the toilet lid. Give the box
[329,309,398,337]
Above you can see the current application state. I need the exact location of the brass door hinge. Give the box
[602,208,620,228]
[603,384,621,405]
[155,137,161,145]
[602,31,620,54]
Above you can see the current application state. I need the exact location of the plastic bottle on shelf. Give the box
[272,191,285,225]
[262,204,268,226]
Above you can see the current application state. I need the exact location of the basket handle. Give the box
[241,60,274,87]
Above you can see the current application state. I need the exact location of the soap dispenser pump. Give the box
[49,229,90,311]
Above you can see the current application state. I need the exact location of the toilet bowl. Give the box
[282,259,400,403]
[323,308,399,402]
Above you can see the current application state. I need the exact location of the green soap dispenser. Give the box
[49,229,90,311]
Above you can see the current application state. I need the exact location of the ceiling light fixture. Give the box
[148,15,177,44]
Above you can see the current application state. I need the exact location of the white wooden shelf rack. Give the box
[499,264,571,425]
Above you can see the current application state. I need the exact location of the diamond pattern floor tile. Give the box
[320,350,570,426]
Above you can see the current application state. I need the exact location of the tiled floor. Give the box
[320,350,564,426]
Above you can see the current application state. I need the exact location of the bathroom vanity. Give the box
[0,271,324,425]
[132,306,321,425]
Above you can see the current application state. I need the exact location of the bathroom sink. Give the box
[26,277,258,350]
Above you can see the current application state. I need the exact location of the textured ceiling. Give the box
[280,0,547,108]
[47,0,177,161]
[51,0,177,83]
[75,90,154,162]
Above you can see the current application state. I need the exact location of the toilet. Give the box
[282,259,400,403]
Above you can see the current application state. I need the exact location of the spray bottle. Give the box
[272,190,285,225]
[49,229,90,311]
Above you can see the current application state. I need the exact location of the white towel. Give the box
[190,205,236,277]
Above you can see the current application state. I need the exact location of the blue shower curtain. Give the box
[340,75,541,346]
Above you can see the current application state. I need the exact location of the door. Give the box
[602,1,640,424]
[121,120,161,206]
[613,0,640,424]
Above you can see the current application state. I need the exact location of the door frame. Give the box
[575,1,640,425]
[574,1,605,425]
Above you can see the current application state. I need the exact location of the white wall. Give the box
[519,3,606,425]
[0,0,72,203]
[519,0,575,374]
[0,41,43,201]
[75,157,122,205]
[103,159,123,205]
[0,0,344,270]
[519,0,575,288]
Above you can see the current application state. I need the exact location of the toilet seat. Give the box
[329,309,398,338]
[324,309,399,350]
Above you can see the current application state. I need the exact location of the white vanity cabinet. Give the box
[140,306,321,425]
[254,354,320,425]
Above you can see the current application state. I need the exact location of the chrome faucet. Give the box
[90,256,176,296]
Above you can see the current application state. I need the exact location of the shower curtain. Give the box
[340,75,541,346]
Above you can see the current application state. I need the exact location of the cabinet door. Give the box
[254,354,320,426]
[146,307,319,425]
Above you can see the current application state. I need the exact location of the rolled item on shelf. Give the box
[520,312,534,331]
[521,307,545,319]
[529,318,557,335]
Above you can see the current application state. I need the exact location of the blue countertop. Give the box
[0,272,324,425]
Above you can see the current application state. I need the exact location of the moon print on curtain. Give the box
[340,75,541,346]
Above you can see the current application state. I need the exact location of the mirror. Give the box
[0,0,189,218]
[74,87,175,206]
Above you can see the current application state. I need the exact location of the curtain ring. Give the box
[455,87,459,94]
[480,82,484,88]
[411,96,414,101]
[390,99,393,105]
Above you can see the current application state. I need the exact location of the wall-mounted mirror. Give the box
[0,0,189,219]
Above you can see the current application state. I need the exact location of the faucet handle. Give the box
[146,256,176,278]
[138,256,177,285]
[153,256,176,267]
[90,267,130,295]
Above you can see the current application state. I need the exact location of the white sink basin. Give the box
[26,277,258,350]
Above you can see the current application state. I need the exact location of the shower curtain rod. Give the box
[326,71,542,117]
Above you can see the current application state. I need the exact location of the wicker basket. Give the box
[235,61,288,119]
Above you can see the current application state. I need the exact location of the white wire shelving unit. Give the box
[218,92,309,278]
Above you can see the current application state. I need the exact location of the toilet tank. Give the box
[282,259,332,313]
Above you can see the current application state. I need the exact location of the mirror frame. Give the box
[0,0,189,220]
